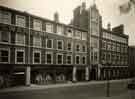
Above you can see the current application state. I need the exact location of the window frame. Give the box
[33,50,41,64]
[33,19,42,31]
[15,49,25,64]
[82,56,87,65]
[45,22,53,33]
[46,39,53,49]
[57,40,64,50]
[16,15,26,27]
[67,41,72,51]
[0,31,11,44]
[56,53,63,65]
[15,33,25,45]
[45,52,53,64]
[66,54,72,65]
[75,55,80,65]
[0,48,10,64]
[33,36,42,48]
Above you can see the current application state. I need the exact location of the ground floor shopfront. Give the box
[0,64,129,88]
[90,65,129,81]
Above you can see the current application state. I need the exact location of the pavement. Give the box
[0,79,130,93]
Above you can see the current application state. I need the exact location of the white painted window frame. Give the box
[16,15,26,27]
[15,33,25,45]
[56,53,63,65]
[57,40,64,50]
[0,48,10,64]
[66,54,72,65]
[45,52,53,64]
[75,55,80,65]
[33,50,41,64]
[15,48,25,64]
[45,22,53,33]
[46,39,53,49]
[0,31,11,44]
[33,19,42,31]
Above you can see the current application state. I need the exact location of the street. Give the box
[0,80,134,99]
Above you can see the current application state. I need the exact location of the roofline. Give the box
[102,28,129,38]
[0,5,87,32]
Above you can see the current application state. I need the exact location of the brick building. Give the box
[128,46,135,77]
[0,5,90,87]
[0,2,129,88]
[72,3,129,80]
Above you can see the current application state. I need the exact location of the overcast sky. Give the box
[0,0,135,45]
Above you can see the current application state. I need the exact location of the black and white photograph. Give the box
[0,0,135,99]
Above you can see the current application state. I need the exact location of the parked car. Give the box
[127,79,135,89]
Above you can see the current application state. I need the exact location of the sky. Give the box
[0,0,135,45]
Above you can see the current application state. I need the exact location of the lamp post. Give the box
[106,63,110,97]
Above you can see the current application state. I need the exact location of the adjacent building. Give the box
[72,3,129,80]
[128,46,135,77]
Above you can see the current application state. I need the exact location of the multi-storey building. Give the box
[0,2,129,88]
[0,5,89,88]
[128,46,135,77]
[72,2,129,80]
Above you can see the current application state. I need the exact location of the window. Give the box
[75,30,81,39]
[82,45,86,52]
[46,52,53,64]
[33,51,41,64]
[0,31,10,43]
[46,39,53,49]
[46,22,53,33]
[33,19,42,31]
[0,48,9,63]
[16,15,26,27]
[57,40,63,50]
[16,33,25,45]
[57,54,63,64]
[0,10,11,24]
[102,41,106,49]
[57,25,64,35]
[33,36,42,47]
[82,56,86,64]
[94,52,98,62]
[66,28,73,37]
[76,44,80,52]
[82,32,87,40]
[101,52,106,61]
[66,55,72,64]
[16,49,25,64]
[75,55,80,64]
[67,42,72,51]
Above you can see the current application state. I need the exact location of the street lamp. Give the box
[106,63,110,97]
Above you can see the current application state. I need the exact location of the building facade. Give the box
[128,46,135,77]
[0,6,89,88]
[0,2,129,88]
[72,2,129,80]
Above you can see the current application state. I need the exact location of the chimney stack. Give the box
[54,12,59,23]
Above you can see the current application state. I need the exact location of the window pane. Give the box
[0,50,8,63]
[58,41,63,50]
[47,53,52,64]
[47,39,52,48]
[58,54,62,64]
[0,32,9,43]
[16,15,26,27]
[16,34,25,45]
[34,52,40,63]
[33,19,42,31]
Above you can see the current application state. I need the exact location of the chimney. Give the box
[54,12,59,23]
[107,22,111,31]
[82,2,86,10]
